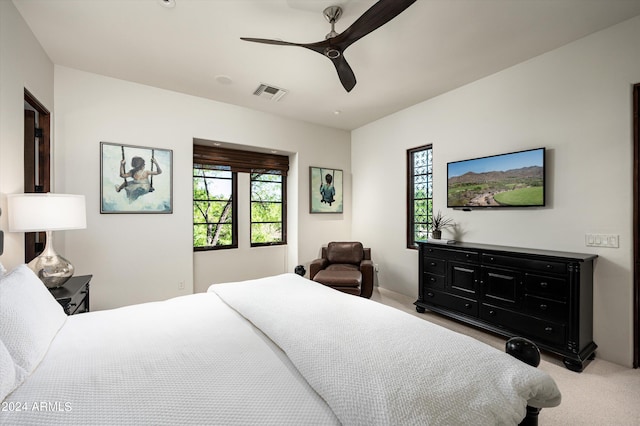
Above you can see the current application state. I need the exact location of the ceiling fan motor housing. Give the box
[324,47,341,58]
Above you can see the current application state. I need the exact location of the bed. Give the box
[1,265,560,425]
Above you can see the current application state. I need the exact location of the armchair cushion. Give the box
[313,270,362,288]
[326,242,364,265]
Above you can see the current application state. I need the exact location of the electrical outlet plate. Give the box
[585,233,619,248]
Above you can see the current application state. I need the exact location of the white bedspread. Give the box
[210,273,561,426]
[1,292,339,425]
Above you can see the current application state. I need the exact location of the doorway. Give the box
[633,83,639,368]
[23,89,50,263]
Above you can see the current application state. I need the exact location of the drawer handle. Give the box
[544,326,553,333]
[430,262,437,267]
[546,264,553,269]
[426,292,435,298]
[539,304,548,311]
[540,282,548,288]
[430,277,436,282]
[489,310,496,316]
[489,257,495,262]
[464,303,472,309]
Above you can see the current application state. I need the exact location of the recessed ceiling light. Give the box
[215,75,233,85]
[333,110,341,115]
[158,0,176,9]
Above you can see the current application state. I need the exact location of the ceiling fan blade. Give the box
[330,55,356,92]
[242,36,353,90]
[240,37,307,48]
[332,0,416,50]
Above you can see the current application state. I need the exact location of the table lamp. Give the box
[7,193,86,288]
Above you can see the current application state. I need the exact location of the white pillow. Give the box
[0,340,16,401]
[0,340,27,402]
[0,265,67,377]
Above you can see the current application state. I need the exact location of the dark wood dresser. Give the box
[49,275,91,315]
[415,241,597,372]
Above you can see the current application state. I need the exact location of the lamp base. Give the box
[27,252,75,289]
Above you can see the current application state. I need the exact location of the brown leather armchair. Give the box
[309,242,374,298]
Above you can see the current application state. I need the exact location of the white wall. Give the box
[54,66,351,309]
[352,16,640,367]
[0,1,54,267]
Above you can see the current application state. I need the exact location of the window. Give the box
[193,165,237,250]
[193,144,288,250]
[251,172,286,246]
[407,145,433,248]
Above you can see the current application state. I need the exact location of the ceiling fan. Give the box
[240,0,417,92]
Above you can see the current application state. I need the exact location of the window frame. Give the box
[193,143,289,251]
[407,144,433,249]
[249,172,287,247]
[193,165,238,251]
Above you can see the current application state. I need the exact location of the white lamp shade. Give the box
[7,193,86,232]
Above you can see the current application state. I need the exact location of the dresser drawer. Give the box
[422,273,445,290]
[480,304,566,347]
[524,274,567,300]
[524,295,567,322]
[423,257,446,275]
[423,289,478,317]
[482,254,567,275]
[425,246,479,263]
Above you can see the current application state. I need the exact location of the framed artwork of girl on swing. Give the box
[100,142,173,214]
[309,166,343,214]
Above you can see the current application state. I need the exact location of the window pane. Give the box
[414,199,427,216]
[251,180,282,202]
[193,223,234,247]
[251,223,283,244]
[251,202,282,223]
[251,173,282,182]
[413,151,426,169]
[414,224,430,241]
[194,177,232,201]
[195,168,232,178]
[193,200,232,223]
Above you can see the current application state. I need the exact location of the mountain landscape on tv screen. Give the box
[448,166,544,207]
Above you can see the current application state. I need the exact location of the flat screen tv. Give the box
[447,147,545,208]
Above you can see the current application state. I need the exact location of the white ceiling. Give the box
[13,0,640,131]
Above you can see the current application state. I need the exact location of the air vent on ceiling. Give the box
[253,83,287,102]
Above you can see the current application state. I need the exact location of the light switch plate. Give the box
[585,233,619,248]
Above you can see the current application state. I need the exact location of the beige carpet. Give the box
[370,287,640,425]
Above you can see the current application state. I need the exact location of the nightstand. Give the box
[49,275,92,315]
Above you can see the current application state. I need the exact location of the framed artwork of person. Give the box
[100,142,173,214]
[309,166,343,214]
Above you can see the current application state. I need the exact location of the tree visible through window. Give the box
[407,145,433,248]
[193,165,237,250]
[251,172,286,246]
